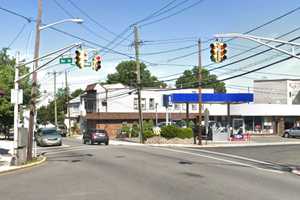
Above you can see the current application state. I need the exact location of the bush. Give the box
[131,121,139,138]
[160,125,178,139]
[187,120,195,128]
[144,130,155,139]
[160,125,193,139]
[176,128,193,139]
[120,123,130,137]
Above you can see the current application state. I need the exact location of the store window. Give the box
[192,104,197,111]
[174,104,181,110]
[141,98,146,110]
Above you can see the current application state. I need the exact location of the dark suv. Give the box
[83,129,109,145]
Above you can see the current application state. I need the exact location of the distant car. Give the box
[57,124,67,137]
[83,129,109,145]
[283,127,300,138]
[35,128,62,147]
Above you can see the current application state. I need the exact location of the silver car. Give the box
[283,127,300,138]
[35,128,62,147]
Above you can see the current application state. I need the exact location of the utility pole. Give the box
[13,51,20,159]
[48,71,58,127]
[27,0,42,161]
[134,25,144,143]
[54,72,58,127]
[197,39,202,145]
[65,70,71,136]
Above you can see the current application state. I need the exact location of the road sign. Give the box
[11,89,23,104]
[59,57,73,64]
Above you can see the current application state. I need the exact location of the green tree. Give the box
[37,88,68,125]
[106,60,166,88]
[0,48,33,133]
[71,88,84,99]
[175,67,226,93]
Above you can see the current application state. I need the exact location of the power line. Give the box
[166,5,300,62]
[8,22,28,48]
[134,0,179,24]
[66,0,123,38]
[0,6,32,22]
[140,0,205,27]
[208,35,300,72]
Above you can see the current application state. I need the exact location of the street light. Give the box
[27,0,84,161]
[39,18,84,30]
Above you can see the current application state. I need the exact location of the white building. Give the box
[69,81,300,138]
[254,79,300,104]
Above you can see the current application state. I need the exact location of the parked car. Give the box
[83,129,109,145]
[57,124,67,137]
[35,128,62,147]
[283,127,300,138]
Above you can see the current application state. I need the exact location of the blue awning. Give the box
[171,93,253,103]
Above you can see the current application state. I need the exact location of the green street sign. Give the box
[59,57,73,64]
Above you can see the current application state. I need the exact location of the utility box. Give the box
[18,127,28,148]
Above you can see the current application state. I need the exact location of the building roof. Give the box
[254,79,300,82]
[70,96,81,104]
[85,83,98,91]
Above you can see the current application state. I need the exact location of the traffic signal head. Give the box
[210,43,218,63]
[93,55,102,71]
[74,49,86,69]
[219,42,227,62]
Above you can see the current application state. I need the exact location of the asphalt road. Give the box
[0,138,300,200]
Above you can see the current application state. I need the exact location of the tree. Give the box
[37,88,68,126]
[106,60,166,88]
[0,48,33,133]
[175,66,226,93]
[71,88,84,99]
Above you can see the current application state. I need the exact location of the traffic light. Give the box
[210,43,218,63]
[219,42,227,62]
[74,49,87,69]
[92,55,102,71]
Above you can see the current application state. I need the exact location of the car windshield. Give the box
[42,129,59,135]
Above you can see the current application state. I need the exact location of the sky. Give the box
[1,0,300,97]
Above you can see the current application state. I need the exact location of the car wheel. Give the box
[284,132,290,138]
[82,140,86,144]
[105,141,109,145]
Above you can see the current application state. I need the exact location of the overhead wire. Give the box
[166,5,300,62]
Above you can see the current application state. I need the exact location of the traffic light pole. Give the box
[28,0,42,161]
[197,39,202,145]
[134,25,144,144]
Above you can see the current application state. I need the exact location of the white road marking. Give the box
[157,147,283,174]
[188,149,275,166]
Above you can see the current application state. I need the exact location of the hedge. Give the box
[160,125,193,139]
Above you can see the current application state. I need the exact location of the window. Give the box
[192,104,197,111]
[141,98,146,110]
[149,98,155,110]
[134,98,146,110]
[134,98,138,110]
[174,104,181,110]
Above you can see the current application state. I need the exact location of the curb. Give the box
[0,156,47,175]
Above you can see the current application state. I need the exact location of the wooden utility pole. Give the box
[198,39,202,145]
[27,0,42,161]
[134,25,144,143]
